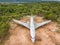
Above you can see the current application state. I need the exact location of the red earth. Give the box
[4,16,60,45]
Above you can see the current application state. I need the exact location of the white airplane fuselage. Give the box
[30,17,35,43]
[12,16,51,43]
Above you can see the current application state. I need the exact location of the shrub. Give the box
[0,22,9,39]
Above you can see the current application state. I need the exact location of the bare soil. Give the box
[4,16,60,45]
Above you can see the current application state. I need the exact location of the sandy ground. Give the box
[4,16,60,45]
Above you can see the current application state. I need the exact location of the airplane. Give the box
[12,16,51,43]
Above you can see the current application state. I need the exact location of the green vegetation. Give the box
[0,2,60,45]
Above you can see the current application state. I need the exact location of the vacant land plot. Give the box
[4,16,60,45]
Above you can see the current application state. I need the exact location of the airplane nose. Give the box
[31,38,35,43]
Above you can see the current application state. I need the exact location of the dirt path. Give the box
[4,16,60,45]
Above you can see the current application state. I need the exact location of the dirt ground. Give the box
[4,16,60,45]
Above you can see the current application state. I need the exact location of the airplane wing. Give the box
[35,20,51,29]
[12,19,29,29]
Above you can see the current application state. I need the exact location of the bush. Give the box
[0,22,9,39]
[43,14,57,21]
